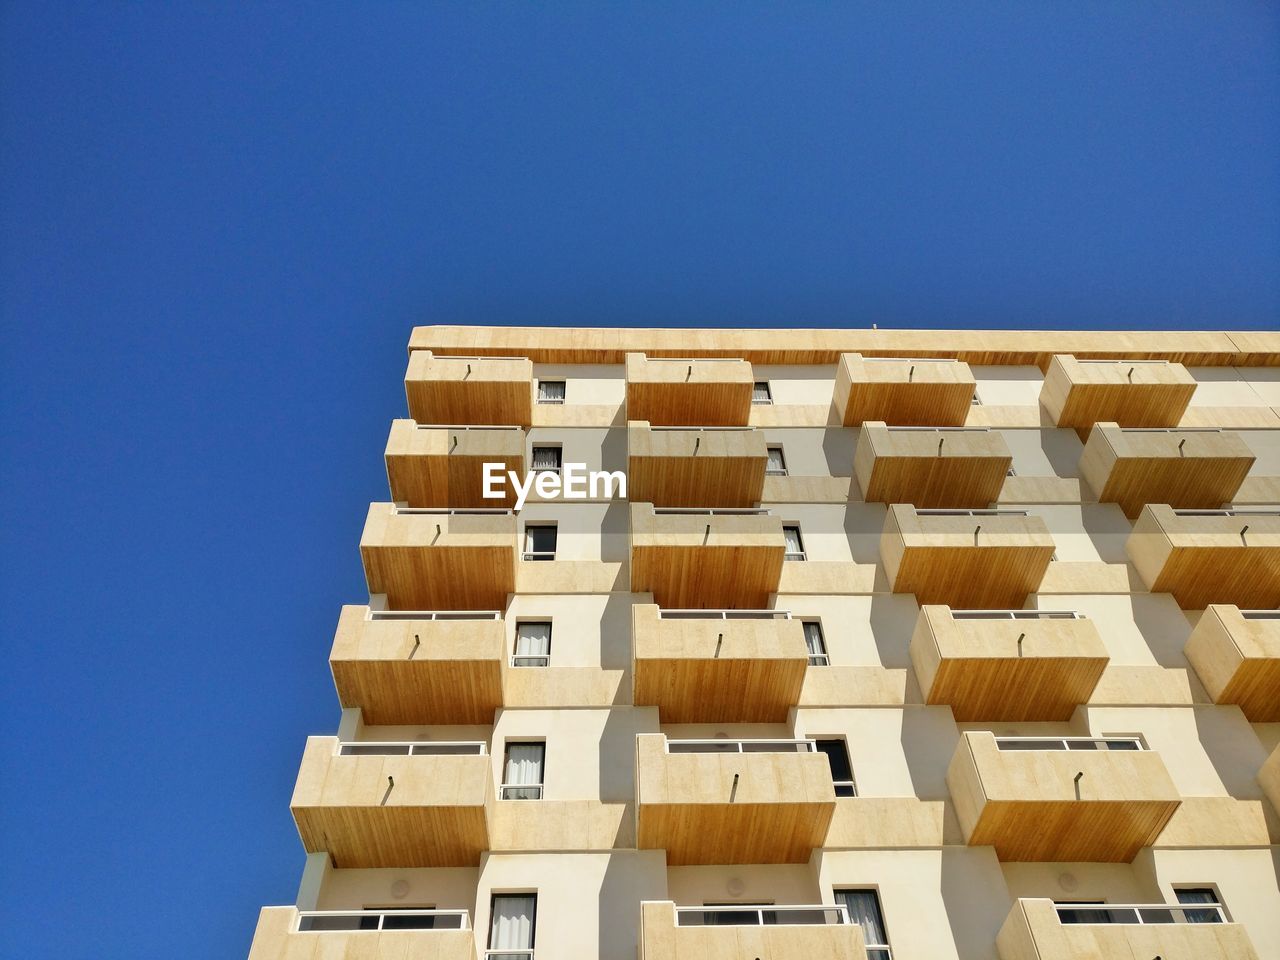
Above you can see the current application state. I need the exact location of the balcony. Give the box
[329,606,505,725]
[854,423,1012,508]
[1040,355,1197,435]
[996,898,1259,960]
[625,353,754,426]
[627,422,767,508]
[385,419,527,508]
[1080,424,1255,519]
[1126,506,1280,610]
[631,605,808,722]
[629,503,785,608]
[360,504,518,610]
[635,734,835,864]
[909,606,1108,721]
[405,351,533,427]
[1262,746,1280,820]
[947,733,1181,862]
[247,906,478,960]
[833,353,976,427]
[638,901,866,960]
[1185,606,1280,721]
[290,736,492,868]
[881,505,1055,608]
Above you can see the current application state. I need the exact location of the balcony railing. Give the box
[337,741,487,757]
[658,608,792,620]
[1242,610,1280,619]
[485,952,534,960]
[675,904,850,926]
[395,506,515,516]
[367,609,501,621]
[652,507,772,515]
[1054,902,1227,925]
[995,736,1143,752]
[297,909,469,931]
[950,609,1081,620]
[499,783,544,800]
[667,738,816,754]
[915,508,1028,517]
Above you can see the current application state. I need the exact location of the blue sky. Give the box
[0,4,1276,957]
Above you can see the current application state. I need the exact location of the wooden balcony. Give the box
[290,736,493,868]
[947,732,1181,862]
[1126,505,1280,610]
[638,901,866,960]
[631,604,808,722]
[247,906,478,960]
[635,734,835,865]
[854,422,1012,508]
[329,606,505,725]
[996,898,1259,960]
[880,505,1056,608]
[384,420,526,508]
[625,353,754,426]
[405,351,533,427]
[360,504,518,610]
[909,606,1108,721]
[1080,423,1255,519]
[627,422,767,508]
[1185,605,1280,721]
[1040,355,1197,436]
[629,503,785,608]
[833,353,976,427]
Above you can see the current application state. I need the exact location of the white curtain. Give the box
[537,380,565,402]
[532,446,560,470]
[489,894,536,951]
[803,622,825,658]
[784,526,803,555]
[504,743,544,791]
[752,381,771,402]
[767,447,786,472]
[836,890,887,947]
[515,623,551,664]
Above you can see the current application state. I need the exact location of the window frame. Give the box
[765,445,788,476]
[833,888,892,959]
[782,523,806,561]
[512,620,552,668]
[500,740,546,800]
[536,379,566,404]
[530,444,563,476]
[802,619,829,666]
[752,381,773,404]
[522,523,558,561]
[487,892,538,957]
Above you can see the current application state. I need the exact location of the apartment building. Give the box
[247,326,1280,960]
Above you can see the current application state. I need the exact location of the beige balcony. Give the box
[625,353,754,426]
[629,503,785,608]
[909,606,1108,721]
[631,604,809,722]
[947,732,1181,862]
[1040,355,1197,436]
[1185,605,1280,721]
[881,505,1055,609]
[996,898,1259,960]
[635,734,835,864]
[329,606,505,725]
[385,419,526,508]
[1126,505,1280,610]
[290,736,492,868]
[247,906,478,960]
[627,422,767,508]
[1080,423,1255,519]
[854,422,1012,508]
[1261,745,1280,819]
[833,353,976,427]
[404,351,533,427]
[360,504,518,611]
[638,901,866,960]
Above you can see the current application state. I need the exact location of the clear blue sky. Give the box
[1,4,1276,957]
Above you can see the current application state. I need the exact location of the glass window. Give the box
[502,742,545,800]
[531,446,561,473]
[488,894,536,957]
[766,446,787,476]
[803,621,828,666]
[523,525,557,561]
[835,890,890,960]
[815,738,855,797]
[536,380,565,403]
[783,525,805,560]
[514,622,551,667]
[1176,888,1223,924]
[752,381,772,404]
[1056,901,1111,924]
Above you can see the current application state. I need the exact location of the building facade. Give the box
[247,325,1280,960]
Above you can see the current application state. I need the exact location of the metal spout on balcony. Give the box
[938,437,945,456]
[729,773,739,802]
[465,363,472,378]
[1017,633,1025,657]
[1178,437,1186,454]
[381,776,395,805]
[1074,771,1084,800]
[694,436,701,455]
[1127,366,1134,380]
[714,633,723,658]
[686,364,693,381]
[908,364,915,382]
[409,635,420,660]
[974,524,981,544]
[1241,525,1249,542]
[452,434,458,450]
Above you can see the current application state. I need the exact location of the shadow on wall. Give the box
[1038,427,1086,480]
[597,705,653,803]
[600,499,629,562]
[601,425,627,474]
[822,426,856,479]
[1079,502,1135,563]
[1129,594,1194,668]
[869,593,919,669]
[597,852,667,960]
[1192,707,1273,802]
[939,847,1010,960]
[844,501,888,564]
[600,593,634,671]
[898,707,960,800]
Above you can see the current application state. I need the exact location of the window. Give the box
[531,445,562,475]
[488,894,536,959]
[523,524,557,561]
[513,622,551,667]
[815,738,855,797]
[835,890,891,960]
[803,621,829,666]
[1056,901,1109,924]
[766,446,787,476]
[701,902,776,926]
[501,742,545,799]
[752,381,772,404]
[536,380,565,404]
[1176,887,1223,924]
[783,524,806,561]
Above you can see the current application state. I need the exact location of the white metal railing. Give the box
[785,550,807,561]
[667,738,816,754]
[522,551,556,561]
[863,356,959,363]
[648,425,755,431]
[653,507,772,515]
[644,356,746,362]
[886,426,987,432]
[1117,426,1220,433]
[1172,508,1280,517]
[832,779,856,797]
[659,609,792,620]
[1054,902,1226,925]
[337,740,487,756]
[368,610,501,621]
[915,508,1029,517]
[485,951,534,960]
[1076,358,1169,364]
[431,354,528,362]
[1241,610,1280,620]
[808,652,830,666]
[499,783,544,800]
[995,736,1144,752]
[297,909,469,931]
[510,654,550,667]
[950,610,1082,620]
[395,507,514,515]
[675,904,851,926]
[416,424,522,431]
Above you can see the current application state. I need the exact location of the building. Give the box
[247,325,1280,960]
